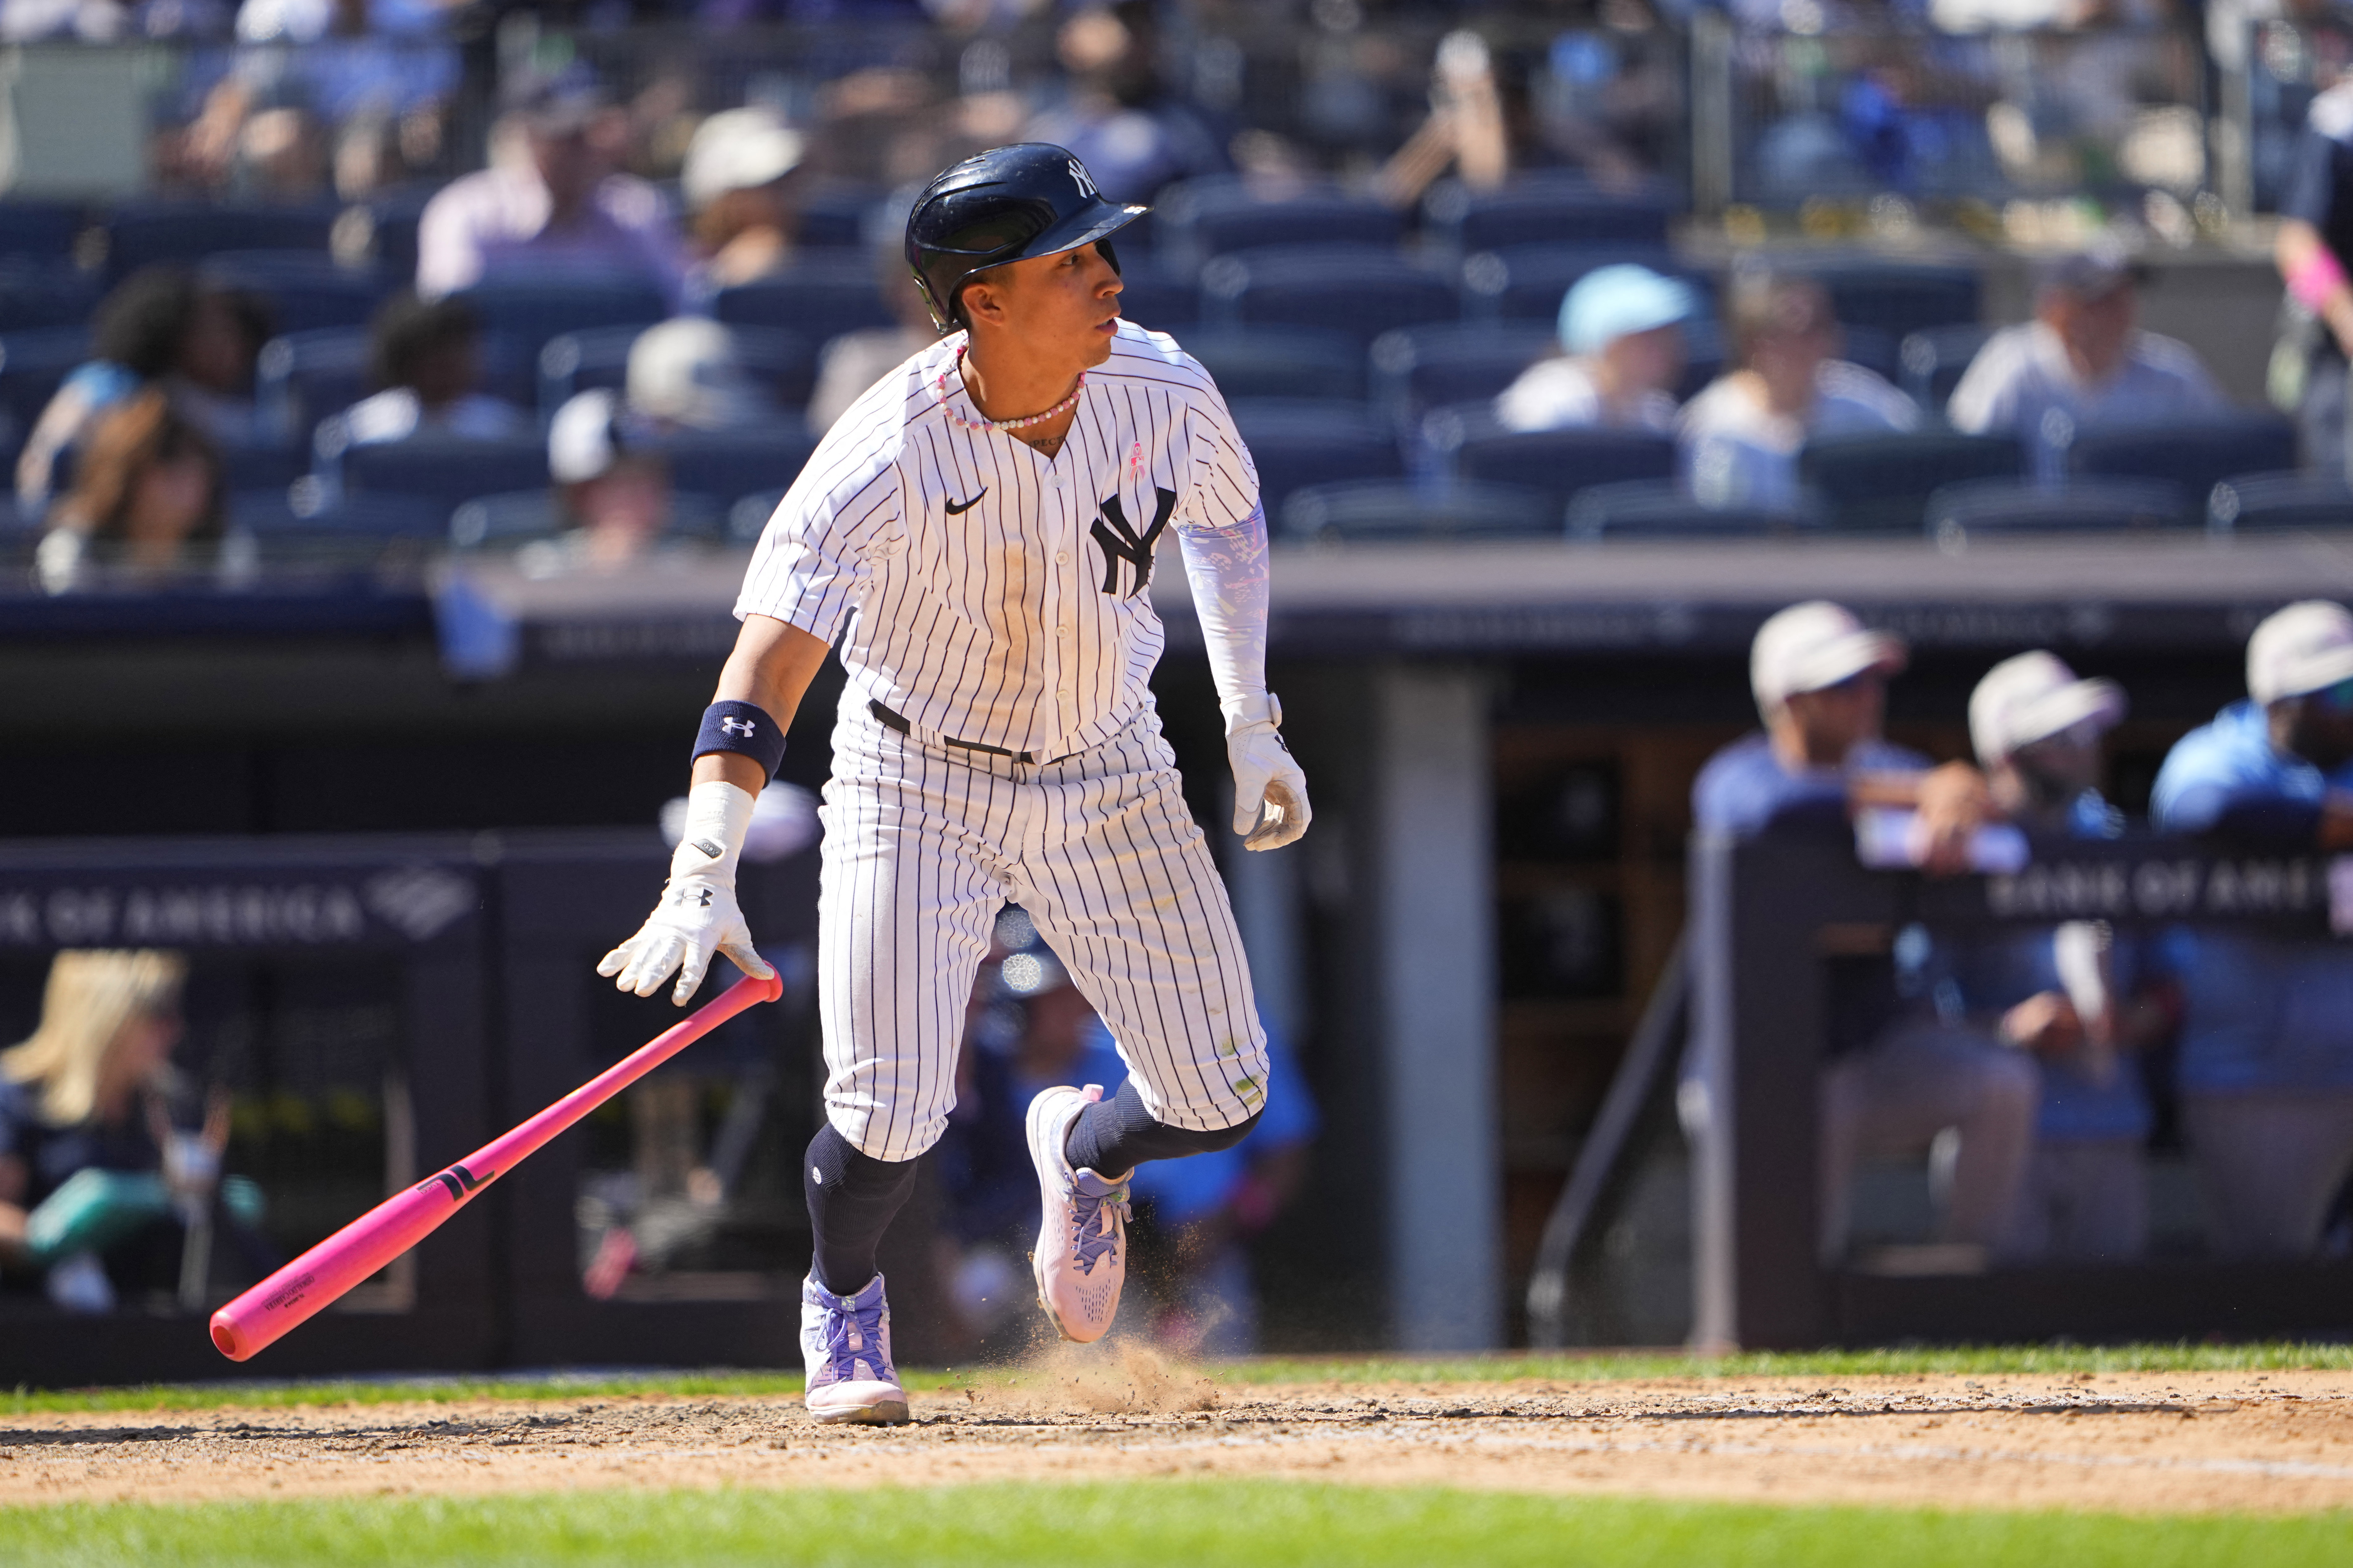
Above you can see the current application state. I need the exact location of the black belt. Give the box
[869,700,1040,763]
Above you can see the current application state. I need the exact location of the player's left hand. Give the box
[1225,692,1311,851]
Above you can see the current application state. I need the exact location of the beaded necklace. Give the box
[933,345,1085,433]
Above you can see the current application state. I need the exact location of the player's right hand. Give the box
[597,871,774,1006]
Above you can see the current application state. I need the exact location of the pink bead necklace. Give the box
[934,346,1085,433]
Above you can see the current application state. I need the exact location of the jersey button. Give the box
[1055,551,1068,564]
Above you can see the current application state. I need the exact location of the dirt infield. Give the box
[5,1355,2350,1516]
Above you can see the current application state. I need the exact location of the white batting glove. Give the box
[1224,691,1311,852]
[598,781,777,1005]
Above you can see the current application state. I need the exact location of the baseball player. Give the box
[597,144,1308,1424]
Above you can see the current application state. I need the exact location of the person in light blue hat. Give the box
[1496,262,1693,434]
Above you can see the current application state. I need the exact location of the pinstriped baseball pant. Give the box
[816,692,1270,1163]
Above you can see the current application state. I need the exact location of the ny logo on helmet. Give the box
[1068,160,1099,199]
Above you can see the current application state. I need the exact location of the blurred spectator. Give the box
[2151,600,2353,1257]
[2275,80,2353,477]
[808,222,940,434]
[416,76,689,309]
[683,106,806,292]
[1953,653,2175,1262]
[1679,273,1917,512]
[35,390,227,593]
[1378,29,1510,208]
[546,386,677,568]
[337,292,529,447]
[1693,603,2030,1261]
[0,951,257,1315]
[17,268,269,514]
[1026,3,1228,206]
[624,317,775,433]
[1496,262,1692,435]
[1532,3,1685,186]
[1949,243,2224,481]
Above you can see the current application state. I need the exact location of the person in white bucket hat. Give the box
[2151,601,2353,1257]
[1947,652,2178,1261]
[1694,602,2033,1264]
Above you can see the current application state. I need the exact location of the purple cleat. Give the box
[801,1272,909,1424]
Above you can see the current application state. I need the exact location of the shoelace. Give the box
[1069,1177,1132,1276]
[817,1291,888,1382]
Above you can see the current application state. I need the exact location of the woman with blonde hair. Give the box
[0,951,192,1311]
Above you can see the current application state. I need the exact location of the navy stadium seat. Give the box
[1565,479,1805,538]
[102,202,338,282]
[1439,420,1678,512]
[453,278,671,359]
[1459,244,1700,323]
[2207,470,2353,532]
[1153,177,1402,266]
[0,263,100,334]
[1785,256,1980,345]
[1202,247,1456,348]
[1425,176,1675,256]
[1282,478,1554,542]
[332,433,551,513]
[218,440,305,495]
[2064,415,2300,517]
[1898,324,1996,416]
[538,325,819,419]
[1228,399,1404,519]
[1368,324,1555,433]
[713,260,896,342]
[659,430,820,504]
[1799,430,2024,533]
[1109,259,1199,332]
[229,486,446,541]
[796,183,886,250]
[354,186,433,281]
[1924,477,2190,542]
[450,488,729,548]
[1833,327,1899,387]
[200,252,392,335]
[1180,328,1363,402]
[0,327,91,440]
[0,201,90,261]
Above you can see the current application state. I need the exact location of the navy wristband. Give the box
[693,699,788,778]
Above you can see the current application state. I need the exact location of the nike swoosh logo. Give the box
[944,490,987,515]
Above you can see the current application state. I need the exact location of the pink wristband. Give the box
[2289,247,2349,312]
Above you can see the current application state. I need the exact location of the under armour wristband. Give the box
[693,699,787,778]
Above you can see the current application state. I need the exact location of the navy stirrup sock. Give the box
[803,1123,919,1296]
[1062,1077,1262,1176]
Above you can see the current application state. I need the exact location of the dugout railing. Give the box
[1684,832,2353,1350]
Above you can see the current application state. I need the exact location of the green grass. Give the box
[1,1483,2345,1567]
[8,1341,2349,1416]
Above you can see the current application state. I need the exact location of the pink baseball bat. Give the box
[210,970,784,1362]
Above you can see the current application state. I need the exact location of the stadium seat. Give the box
[218,440,305,496]
[796,182,886,250]
[230,487,447,541]
[1424,176,1676,256]
[1227,399,1404,519]
[257,327,534,450]
[452,279,671,359]
[1459,244,1703,324]
[2064,415,2300,517]
[1786,256,1981,344]
[0,327,91,441]
[0,262,99,335]
[659,430,821,503]
[538,325,819,419]
[1799,430,2024,533]
[1924,477,2191,543]
[0,200,90,261]
[1152,176,1402,266]
[1282,478,1555,543]
[1427,409,1677,511]
[450,488,728,548]
[1565,479,1807,538]
[332,433,551,513]
[713,260,896,342]
[1108,258,1199,332]
[199,252,393,335]
[1834,326,1899,386]
[1201,248,1457,348]
[1180,328,1363,402]
[102,201,338,283]
[353,186,433,280]
[1898,324,1995,417]
[2208,469,2353,532]
[1368,324,1555,433]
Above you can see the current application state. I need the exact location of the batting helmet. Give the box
[904,144,1145,334]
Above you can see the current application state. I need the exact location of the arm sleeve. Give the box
[1943,340,2010,436]
[1173,390,1269,710]
[733,436,902,644]
[2156,781,2323,847]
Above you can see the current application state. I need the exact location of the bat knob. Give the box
[210,1313,248,1361]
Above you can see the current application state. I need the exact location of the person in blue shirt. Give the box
[1694,602,2033,1262]
[2151,600,2353,1258]
[1955,652,2178,1261]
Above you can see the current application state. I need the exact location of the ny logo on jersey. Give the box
[1092,487,1176,598]
[1068,159,1099,199]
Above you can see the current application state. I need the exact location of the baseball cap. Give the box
[2247,600,2353,704]
[2037,237,2146,302]
[626,319,766,431]
[1750,601,1908,714]
[682,107,806,210]
[1969,650,2125,765]
[505,69,607,137]
[1560,264,1695,357]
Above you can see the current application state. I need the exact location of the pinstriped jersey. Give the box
[735,321,1260,760]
